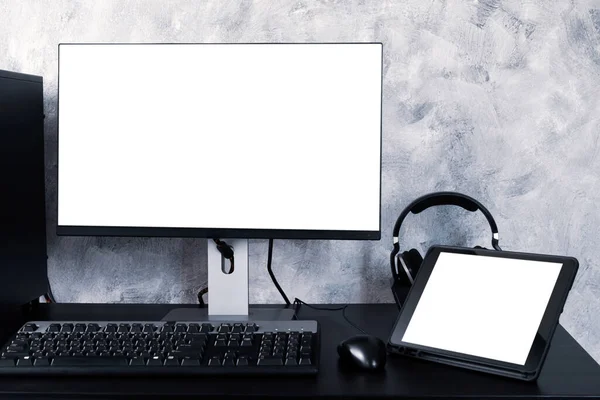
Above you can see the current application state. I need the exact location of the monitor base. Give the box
[161,307,296,321]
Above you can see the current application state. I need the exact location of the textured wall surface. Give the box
[1,0,599,362]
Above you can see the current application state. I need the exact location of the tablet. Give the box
[388,246,578,381]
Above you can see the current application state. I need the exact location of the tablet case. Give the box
[387,246,578,381]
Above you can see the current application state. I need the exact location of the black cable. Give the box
[293,298,346,311]
[197,287,208,306]
[265,241,367,334]
[197,239,235,304]
[266,239,291,305]
[293,298,367,335]
[213,238,234,273]
[341,306,368,335]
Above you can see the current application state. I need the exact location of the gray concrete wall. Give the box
[1,0,599,363]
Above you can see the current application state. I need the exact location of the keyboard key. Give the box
[181,358,201,366]
[208,356,222,366]
[164,356,179,366]
[15,333,29,341]
[0,357,15,367]
[258,357,284,366]
[32,351,44,359]
[200,324,213,333]
[23,323,38,332]
[232,323,244,333]
[187,324,200,334]
[61,324,74,333]
[224,350,236,358]
[176,343,205,351]
[131,324,143,333]
[129,357,145,366]
[2,350,28,358]
[8,342,27,351]
[105,324,117,333]
[147,356,163,366]
[86,324,100,333]
[74,324,87,333]
[241,338,253,347]
[245,323,257,332]
[218,324,231,333]
[285,357,298,366]
[237,357,249,366]
[299,357,312,365]
[186,333,207,342]
[118,324,130,333]
[175,324,188,333]
[16,356,33,366]
[223,358,236,366]
[274,345,285,353]
[143,324,156,333]
[33,357,51,366]
[52,357,128,366]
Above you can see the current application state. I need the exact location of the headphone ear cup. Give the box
[395,253,412,286]
[407,248,424,277]
[400,249,423,282]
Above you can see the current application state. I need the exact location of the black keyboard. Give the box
[0,320,319,375]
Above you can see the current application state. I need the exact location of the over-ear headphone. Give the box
[390,192,502,305]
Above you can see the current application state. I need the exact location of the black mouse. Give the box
[337,334,387,370]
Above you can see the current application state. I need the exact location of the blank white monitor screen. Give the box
[58,44,382,235]
[401,252,562,365]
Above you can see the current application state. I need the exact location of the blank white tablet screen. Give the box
[57,44,382,232]
[401,252,562,365]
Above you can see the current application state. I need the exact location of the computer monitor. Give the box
[57,43,383,318]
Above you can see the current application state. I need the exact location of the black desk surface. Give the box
[0,303,599,399]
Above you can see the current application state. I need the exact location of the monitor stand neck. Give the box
[161,239,295,321]
[208,238,249,317]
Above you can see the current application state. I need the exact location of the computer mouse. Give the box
[337,334,387,371]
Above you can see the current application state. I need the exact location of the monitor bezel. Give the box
[56,42,383,240]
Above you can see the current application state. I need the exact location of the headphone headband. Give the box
[392,191,500,249]
[390,191,502,298]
